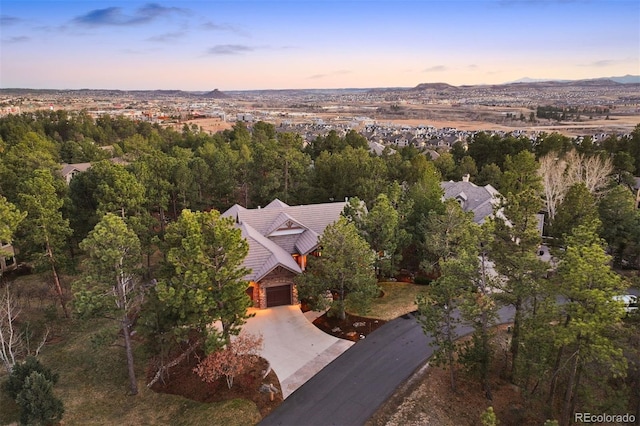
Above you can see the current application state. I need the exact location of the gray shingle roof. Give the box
[440,181,501,224]
[223,200,347,281]
[295,229,321,255]
[264,198,290,209]
[264,212,307,236]
[222,201,347,235]
[60,162,92,177]
[239,222,302,282]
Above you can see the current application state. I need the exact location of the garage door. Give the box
[266,285,292,307]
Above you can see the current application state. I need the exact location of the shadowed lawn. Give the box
[350,282,431,321]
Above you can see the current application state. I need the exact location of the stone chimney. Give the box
[462,174,470,182]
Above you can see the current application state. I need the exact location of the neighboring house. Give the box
[60,162,92,184]
[441,175,544,235]
[368,140,395,156]
[424,149,440,160]
[59,158,129,184]
[0,242,17,273]
[222,199,347,309]
[633,177,640,209]
[441,175,503,225]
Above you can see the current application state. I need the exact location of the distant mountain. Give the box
[411,82,458,91]
[200,89,229,99]
[609,74,640,84]
[508,75,640,84]
[510,77,571,84]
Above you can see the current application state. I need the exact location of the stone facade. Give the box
[255,266,299,309]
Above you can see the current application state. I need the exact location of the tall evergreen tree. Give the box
[417,199,482,393]
[17,169,71,318]
[490,151,547,380]
[359,193,401,278]
[156,209,251,352]
[75,214,143,395]
[598,185,640,267]
[296,217,378,320]
[549,182,599,246]
[553,221,626,425]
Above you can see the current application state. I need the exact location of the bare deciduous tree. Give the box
[0,285,22,373]
[0,286,49,374]
[194,333,264,389]
[563,149,613,195]
[538,154,568,221]
[539,150,613,222]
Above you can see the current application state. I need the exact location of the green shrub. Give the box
[16,371,64,426]
[3,356,59,400]
[414,276,432,285]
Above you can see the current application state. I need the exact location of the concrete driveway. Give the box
[241,305,354,398]
[259,305,516,426]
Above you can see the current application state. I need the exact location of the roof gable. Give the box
[265,212,308,237]
[441,180,502,224]
[239,223,302,282]
[264,198,290,209]
[222,200,347,236]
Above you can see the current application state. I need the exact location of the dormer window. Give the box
[455,191,467,208]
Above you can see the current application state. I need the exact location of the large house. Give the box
[222,199,347,309]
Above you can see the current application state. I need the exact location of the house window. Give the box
[292,254,307,270]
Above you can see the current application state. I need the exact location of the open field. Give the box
[376,106,640,136]
[184,117,234,133]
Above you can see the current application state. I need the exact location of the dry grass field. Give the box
[184,117,234,134]
[379,107,640,136]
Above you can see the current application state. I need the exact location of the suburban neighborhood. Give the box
[1,92,639,425]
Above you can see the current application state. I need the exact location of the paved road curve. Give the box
[260,306,514,426]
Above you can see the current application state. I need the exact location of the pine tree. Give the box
[15,371,64,426]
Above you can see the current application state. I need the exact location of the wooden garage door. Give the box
[266,285,292,307]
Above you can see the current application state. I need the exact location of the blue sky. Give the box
[1,0,638,90]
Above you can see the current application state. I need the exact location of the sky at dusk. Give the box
[1,0,639,91]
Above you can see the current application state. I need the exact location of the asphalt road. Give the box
[259,306,514,426]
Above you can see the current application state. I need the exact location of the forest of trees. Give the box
[0,110,639,424]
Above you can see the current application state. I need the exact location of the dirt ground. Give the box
[184,117,234,134]
[148,351,283,418]
[312,311,387,341]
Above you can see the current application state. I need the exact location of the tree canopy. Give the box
[296,217,378,320]
[155,209,251,352]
